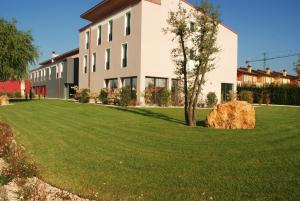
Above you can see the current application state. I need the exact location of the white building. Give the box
[79,0,238,104]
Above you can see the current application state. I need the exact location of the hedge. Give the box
[237,84,300,106]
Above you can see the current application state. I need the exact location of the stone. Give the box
[206,101,256,129]
[0,96,9,106]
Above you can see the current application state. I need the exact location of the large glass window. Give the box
[106,79,118,89]
[145,77,168,105]
[122,77,137,99]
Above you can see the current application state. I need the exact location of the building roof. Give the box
[80,0,140,22]
[39,48,79,66]
[238,67,299,80]
[31,48,79,72]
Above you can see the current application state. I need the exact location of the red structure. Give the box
[0,80,31,94]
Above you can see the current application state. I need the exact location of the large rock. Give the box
[0,95,9,106]
[206,101,255,129]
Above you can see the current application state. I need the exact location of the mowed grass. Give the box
[0,100,299,201]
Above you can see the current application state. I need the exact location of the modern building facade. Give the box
[237,65,300,86]
[78,0,238,104]
[30,49,79,99]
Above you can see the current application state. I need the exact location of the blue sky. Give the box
[1,0,300,74]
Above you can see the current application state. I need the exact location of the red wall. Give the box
[0,80,31,93]
[0,81,21,92]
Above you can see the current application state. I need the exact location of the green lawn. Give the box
[0,100,299,201]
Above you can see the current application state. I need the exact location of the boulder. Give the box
[206,101,255,129]
[0,95,9,106]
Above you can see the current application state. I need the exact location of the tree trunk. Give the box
[179,33,191,126]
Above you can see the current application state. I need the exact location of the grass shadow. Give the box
[196,120,207,127]
[112,106,186,125]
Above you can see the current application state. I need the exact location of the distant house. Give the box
[30,49,79,99]
[237,65,300,86]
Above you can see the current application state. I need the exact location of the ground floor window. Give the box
[145,77,168,105]
[221,83,233,101]
[122,77,137,100]
[171,79,183,106]
[105,78,118,89]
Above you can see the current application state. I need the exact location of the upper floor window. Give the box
[56,66,59,79]
[121,43,128,68]
[97,25,102,45]
[86,31,90,49]
[49,67,52,80]
[84,55,88,74]
[108,20,113,42]
[92,53,96,72]
[125,12,131,36]
[105,49,110,70]
[60,63,63,78]
[44,69,46,81]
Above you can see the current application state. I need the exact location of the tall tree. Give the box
[164,1,220,126]
[294,56,300,76]
[0,18,38,81]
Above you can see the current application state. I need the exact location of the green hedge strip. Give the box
[237,84,300,106]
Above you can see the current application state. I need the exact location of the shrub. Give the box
[144,88,155,105]
[15,91,22,98]
[238,90,254,103]
[89,91,99,104]
[119,87,137,106]
[0,122,38,180]
[75,88,90,103]
[206,92,218,108]
[158,88,171,107]
[99,88,109,104]
[7,92,15,98]
[107,89,119,105]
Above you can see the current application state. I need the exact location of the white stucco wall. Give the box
[141,0,238,103]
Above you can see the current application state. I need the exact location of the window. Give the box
[49,67,52,80]
[108,20,113,42]
[121,44,128,67]
[125,12,131,36]
[86,31,90,49]
[145,77,168,105]
[60,63,63,78]
[105,49,110,70]
[84,55,88,74]
[44,69,46,81]
[122,77,137,90]
[92,53,96,72]
[221,83,233,102]
[56,66,59,79]
[105,78,118,89]
[97,25,102,45]
[190,22,195,32]
[122,77,137,99]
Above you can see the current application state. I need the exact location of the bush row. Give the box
[0,91,22,98]
[237,84,300,105]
